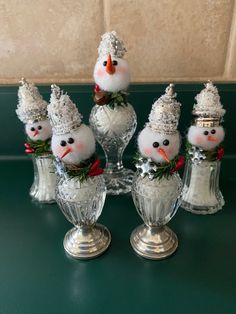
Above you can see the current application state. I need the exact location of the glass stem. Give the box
[104,145,124,173]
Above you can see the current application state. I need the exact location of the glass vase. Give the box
[130,172,182,260]
[55,174,111,259]
[89,104,137,195]
[30,155,56,203]
[181,159,224,214]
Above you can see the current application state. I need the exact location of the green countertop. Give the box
[0,159,235,314]
[1,84,236,313]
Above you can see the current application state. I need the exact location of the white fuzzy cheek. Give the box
[150,152,167,164]
[137,131,147,153]
[166,143,180,159]
[218,130,225,143]
[25,129,33,139]
[43,127,52,137]
[37,129,52,141]
[187,126,204,147]
[94,71,130,92]
[187,131,197,146]
[51,137,61,157]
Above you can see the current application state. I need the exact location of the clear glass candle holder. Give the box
[55,174,111,259]
[89,104,137,195]
[30,155,56,203]
[130,172,182,260]
[181,159,224,214]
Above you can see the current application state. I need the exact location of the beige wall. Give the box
[0,0,236,84]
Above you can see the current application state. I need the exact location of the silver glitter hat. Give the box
[147,84,181,135]
[193,81,225,127]
[98,31,127,59]
[16,78,48,124]
[48,85,82,136]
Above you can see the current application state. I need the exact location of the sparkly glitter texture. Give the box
[16,78,48,124]
[193,81,225,121]
[147,84,181,135]
[48,85,82,135]
[98,31,127,59]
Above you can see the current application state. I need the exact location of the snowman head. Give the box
[25,119,52,141]
[94,54,130,92]
[49,85,95,164]
[138,84,181,164]
[51,124,95,165]
[189,81,226,150]
[16,78,50,140]
[94,31,129,92]
[138,127,180,164]
[188,125,224,150]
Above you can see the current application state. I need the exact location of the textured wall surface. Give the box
[0,0,236,84]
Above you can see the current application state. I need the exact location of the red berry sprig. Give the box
[88,159,104,177]
[24,143,34,154]
[171,155,185,174]
[217,147,224,160]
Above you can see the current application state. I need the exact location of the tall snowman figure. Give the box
[181,81,225,214]
[16,78,56,203]
[89,31,137,195]
[130,84,184,260]
[48,85,111,259]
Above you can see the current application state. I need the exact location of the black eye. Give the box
[67,138,74,144]
[103,61,107,66]
[211,129,216,134]
[38,126,42,130]
[153,142,159,148]
[204,131,209,135]
[30,127,35,131]
[60,140,67,147]
[163,139,169,146]
[112,60,118,66]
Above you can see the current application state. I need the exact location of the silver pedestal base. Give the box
[63,224,111,260]
[104,168,134,195]
[130,224,178,260]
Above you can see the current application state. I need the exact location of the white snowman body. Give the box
[52,124,100,205]
[182,160,224,208]
[188,125,224,150]
[138,126,180,164]
[51,124,96,165]
[133,172,182,226]
[92,53,135,136]
[91,103,136,137]
[25,119,52,141]
[182,125,225,210]
[135,125,182,222]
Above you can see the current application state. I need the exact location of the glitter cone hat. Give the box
[16,78,48,124]
[98,31,127,59]
[193,81,225,123]
[147,84,181,135]
[48,85,82,135]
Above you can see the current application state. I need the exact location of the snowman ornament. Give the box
[48,85,111,259]
[181,81,226,214]
[16,78,56,203]
[130,84,184,260]
[49,85,96,169]
[89,31,137,195]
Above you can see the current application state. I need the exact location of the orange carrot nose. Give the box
[33,130,39,137]
[60,147,71,159]
[158,148,170,163]
[106,54,116,75]
[208,135,218,142]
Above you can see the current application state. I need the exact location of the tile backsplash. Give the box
[0,0,235,84]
